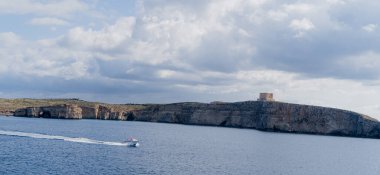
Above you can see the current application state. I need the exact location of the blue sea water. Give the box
[1,116,380,175]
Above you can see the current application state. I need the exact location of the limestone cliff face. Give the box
[14,104,127,120]
[130,101,380,138]
[14,104,82,119]
[96,105,125,120]
[12,101,380,139]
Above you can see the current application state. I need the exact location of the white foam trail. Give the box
[0,130,132,147]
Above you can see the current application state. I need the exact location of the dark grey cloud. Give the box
[253,22,380,80]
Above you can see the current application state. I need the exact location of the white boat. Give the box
[125,137,140,147]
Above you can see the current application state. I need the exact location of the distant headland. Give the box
[1,93,380,139]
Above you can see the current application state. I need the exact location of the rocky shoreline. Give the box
[4,100,380,139]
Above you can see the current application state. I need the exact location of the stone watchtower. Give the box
[257,93,274,101]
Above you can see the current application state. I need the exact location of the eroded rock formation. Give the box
[14,104,82,119]
[14,104,128,120]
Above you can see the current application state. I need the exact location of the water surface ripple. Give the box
[1,116,380,175]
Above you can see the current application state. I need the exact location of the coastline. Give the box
[2,98,380,139]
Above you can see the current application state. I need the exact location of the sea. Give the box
[1,116,380,175]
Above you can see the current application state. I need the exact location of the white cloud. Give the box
[289,18,315,38]
[156,69,177,79]
[336,51,380,77]
[267,10,288,21]
[0,32,22,47]
[65,17,136,51]
[325,0,346,5]
[0,0,88,17]
[289,18,315,31]
[0,32,91,79]
[284,3,312,14]
[362,24,377,32]
[29,17,69,26]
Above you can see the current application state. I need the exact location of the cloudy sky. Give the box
[1,0,380,118]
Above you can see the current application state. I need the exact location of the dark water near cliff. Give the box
[1,116,380,175]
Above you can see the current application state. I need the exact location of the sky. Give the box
[1,0,380,118]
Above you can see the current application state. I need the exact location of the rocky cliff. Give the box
[14,104,83,119]
[130,101,380,138]
[14,104,129,120]
[11,101,380,139]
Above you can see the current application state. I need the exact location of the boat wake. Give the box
[0,130,132,147]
